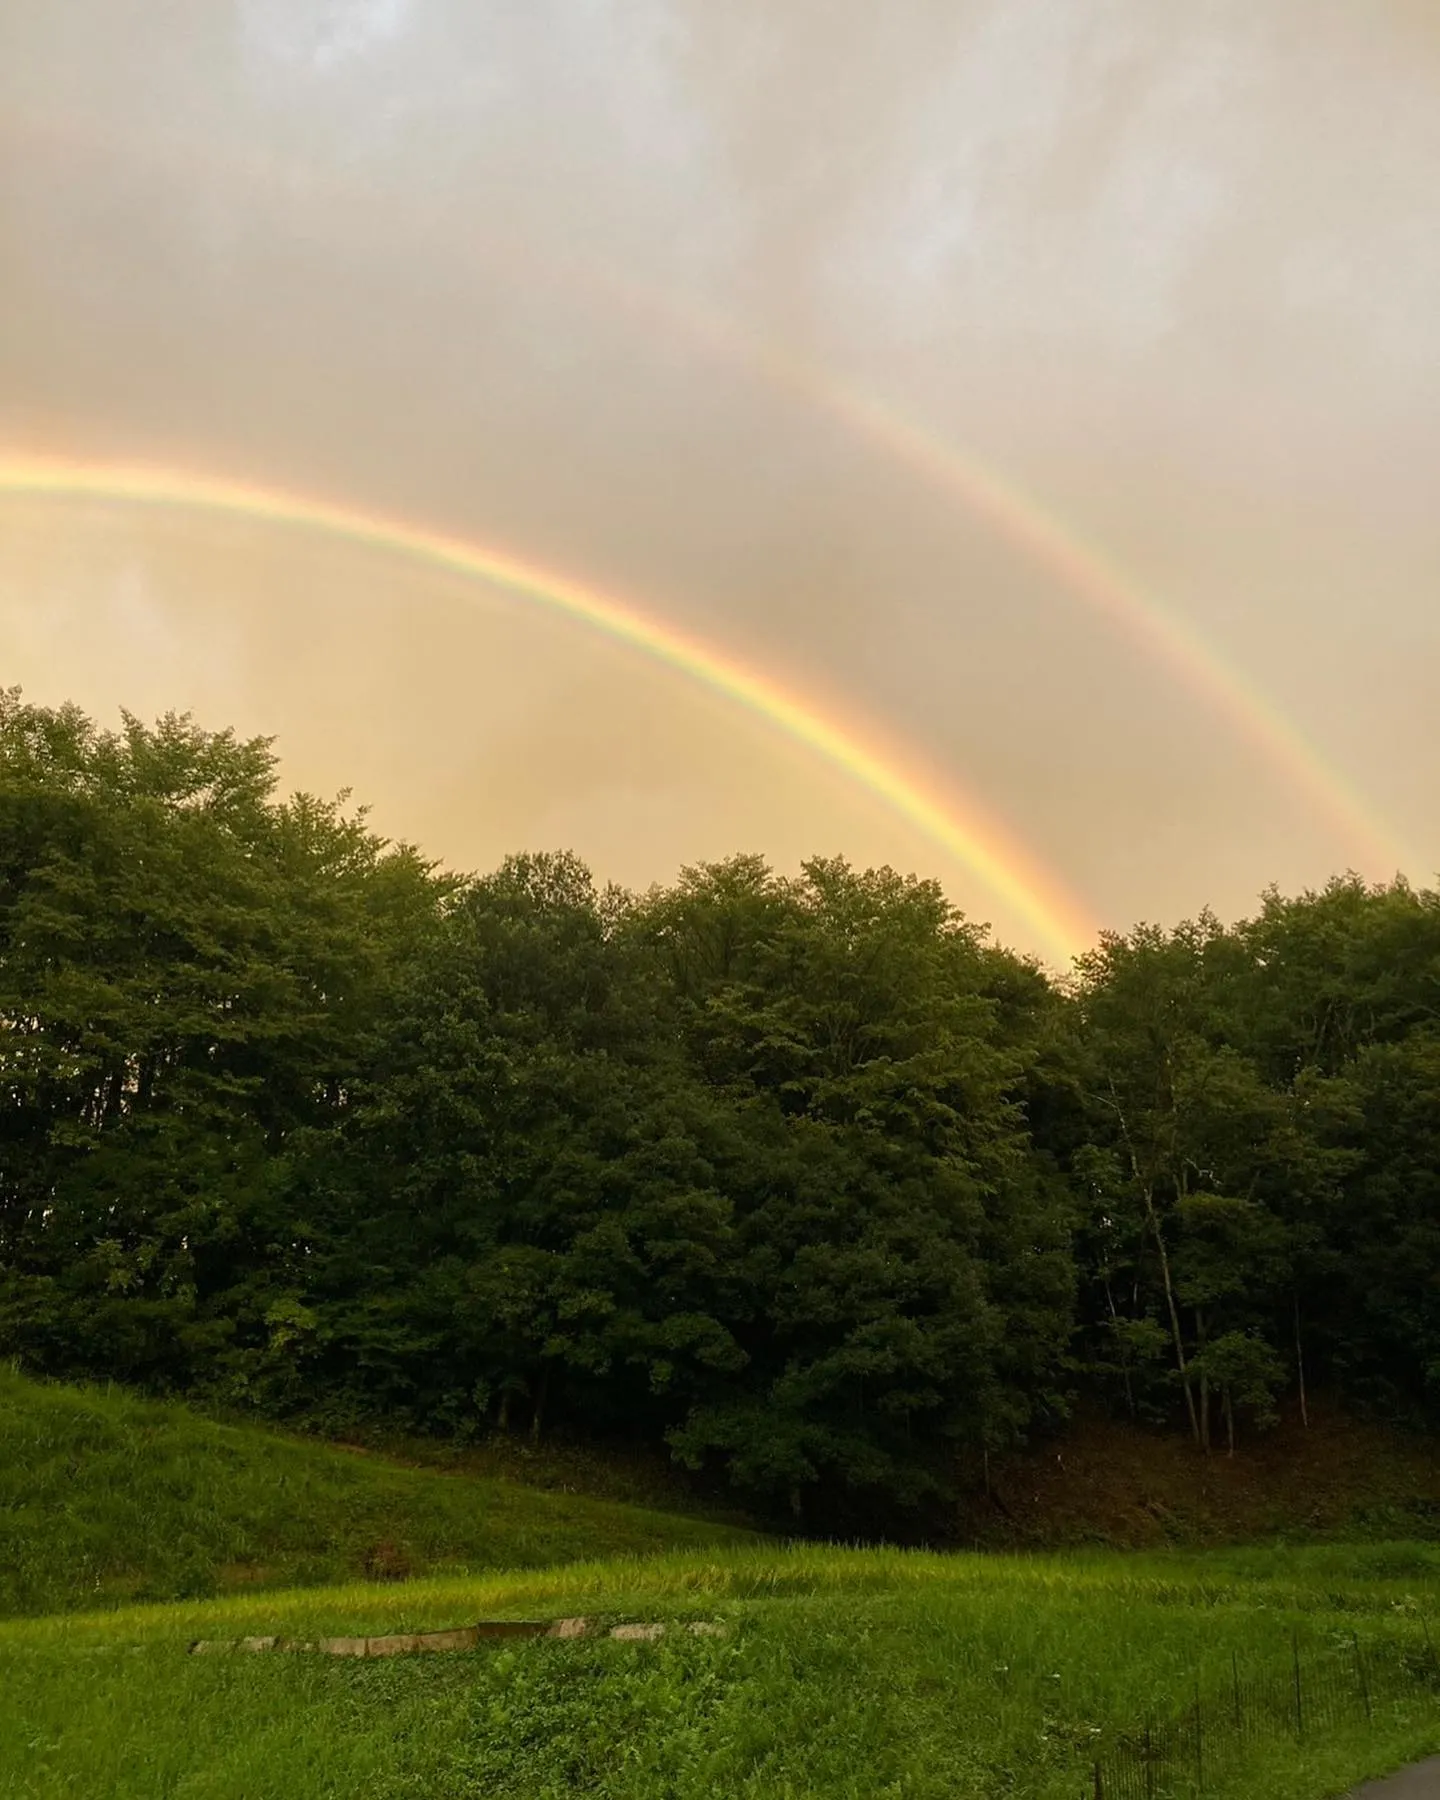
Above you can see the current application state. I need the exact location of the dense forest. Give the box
[2,691,1437,1529]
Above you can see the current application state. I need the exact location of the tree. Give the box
[0,693,442,1390]
[294,852,745,1438]
[11,685,1440,1527]
[1068,918,1292,1448]
[640,857,1074,1518]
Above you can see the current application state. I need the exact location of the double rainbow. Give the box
[2,114,1413,954]
[576,267,1411,881]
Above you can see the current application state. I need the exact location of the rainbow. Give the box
[0,453,1097,964]
[781,381,1413,877]
[577,275,1414,879]
[6,112,1411,876]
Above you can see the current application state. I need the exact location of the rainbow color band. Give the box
[0,453,1098,964]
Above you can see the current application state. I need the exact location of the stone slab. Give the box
[403,1628,481,1653]
[365,1633,425,1657]
[189,1617,610,1657]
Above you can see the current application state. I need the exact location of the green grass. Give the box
[0,1367,754,1616]
[5,1542,1440,1798]
[7,1370,1439,1796]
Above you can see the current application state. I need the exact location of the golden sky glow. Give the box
[2,1,1438,956]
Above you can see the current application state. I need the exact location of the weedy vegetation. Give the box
[6,1541,1440,1798]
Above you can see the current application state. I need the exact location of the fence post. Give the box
[1091,1758,1103,1800]
[1144,1721,1155,1800]
[1353,1633,1372,1723]
[1232,1649,1242,1734]
[1292,1630,1304,1740]
[1195,1681,1204,1792]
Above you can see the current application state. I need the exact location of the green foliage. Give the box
[0,690,444,1395]
[0,1366,752,1617]
[5,690,1440,1525]
[637,857,1073,1515]
[3,1542,1439,1799]
[1053,876,1440,1447]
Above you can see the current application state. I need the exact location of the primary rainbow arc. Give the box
[0,453,1097,965]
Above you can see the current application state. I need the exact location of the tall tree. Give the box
[641,857,1074,1517]
[0,693,441,1387]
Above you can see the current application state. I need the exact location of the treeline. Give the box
[1,692,1437,1526]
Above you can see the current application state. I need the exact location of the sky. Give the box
[1,0,1437,962]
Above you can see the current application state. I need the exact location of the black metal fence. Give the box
[1086,1628,1440,1799]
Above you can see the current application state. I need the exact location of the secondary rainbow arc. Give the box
[820,387,1412,876]
[581,272,1412,878]
[0,453,1096,965]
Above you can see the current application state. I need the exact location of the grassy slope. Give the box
[5,1543,1440,1799]
[8,1371,1440,1796]
[0,1368,753,1617]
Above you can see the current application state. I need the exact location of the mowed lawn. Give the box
[0,1369,754,1617]
[7,1542,1440,1800]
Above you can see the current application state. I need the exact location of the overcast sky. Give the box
[2,0,1437,957]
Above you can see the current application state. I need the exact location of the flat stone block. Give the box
[610,1623,666,1641]
[415,1627,483,1652]
[365,1633,425,1657]
[187,1619,564,1659]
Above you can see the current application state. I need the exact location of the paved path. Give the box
[1347,1758,1440,1797]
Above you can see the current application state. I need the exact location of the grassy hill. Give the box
[4,1542,1440,1799]
[7,1369,1440,1797]
[0,1367,754,1617]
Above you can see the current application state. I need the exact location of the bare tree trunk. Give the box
[1103,1270,1136,1420]
[1196,1309,1211,1456]
[1224,1389,1235,1457]
[530,1366,550,1445]
[1294,1295,1310,1429]
[1147,1196,1199,1442]
[1106,1079,1200,1444]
